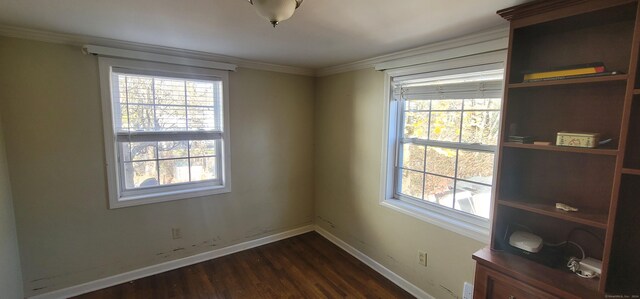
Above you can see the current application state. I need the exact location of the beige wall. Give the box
[1,35,488,298]
[314,68,486,299]
[0,37,315,297]
[0,112,23,298]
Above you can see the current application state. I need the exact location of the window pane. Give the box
[426,146,456,177]
[399,169,423,199]
[457,150,494,185]
[120,142,157,162]
[432,99,462,110]
[158,141,188,159]
[190,157,216,181]
[117,104,129,131]
[155,79,185,105]
[429,111,461,142]
[126,76,153,104]
[159,159,190,185]
[156,105,187,131]
[461,111,500,145]
[110,70,228,199]
[117,76,127,104]
[401,143,424,171]
[212,81,222,104]
[424,174,454,208]
[120,142,131,162]
[187,81,215,106]
[405,100,430,111]
[127,104,155,131]
[455,180,492,218]
[463,98,501,110]
[403,112,429,139]
[189,140,217,157]
[188,107,216,131]
[123,161,158,189]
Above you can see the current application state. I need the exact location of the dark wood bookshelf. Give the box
[497,200,608,229]
[507,74,628,88]
[502,142,619,156]
[473,0,640,297]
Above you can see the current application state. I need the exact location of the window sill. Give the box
[380,198,490,243]
[110,185,230,209]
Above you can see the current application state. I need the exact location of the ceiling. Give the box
[0,0,528,69]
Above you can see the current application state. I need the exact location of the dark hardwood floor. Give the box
[73,232,414,299]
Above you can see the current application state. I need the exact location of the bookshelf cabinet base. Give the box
[473,248,599,299]
[473,263,559,299]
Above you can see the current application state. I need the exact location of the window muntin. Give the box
[393,69,503,219]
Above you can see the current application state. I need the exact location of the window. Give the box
[382,60,505,241]
[99,58,231,208]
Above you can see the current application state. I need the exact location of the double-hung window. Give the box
[99,58,231,208]
[384,61,505,240]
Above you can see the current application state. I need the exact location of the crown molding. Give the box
[0,24,509,78]
[0,24,315,76]
[316,25,509,77]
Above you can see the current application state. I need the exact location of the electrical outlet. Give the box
[462,282,473,299]
[418,251,427,267]
[171,228,182,239]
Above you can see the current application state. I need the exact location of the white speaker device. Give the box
[509,231,544,253]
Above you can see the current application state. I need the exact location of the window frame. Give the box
[99,57,232,209]
[379,51,507,243]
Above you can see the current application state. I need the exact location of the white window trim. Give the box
[98,57,232,209]
[378,50,508,244]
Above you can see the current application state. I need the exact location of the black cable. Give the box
[565,227,604,247]
[562,227,604,262]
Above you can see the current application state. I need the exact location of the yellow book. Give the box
[524,66,604,81]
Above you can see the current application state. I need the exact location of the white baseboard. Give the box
[29,224,315,299]
[30,224,433,299]
[314,225,435,299]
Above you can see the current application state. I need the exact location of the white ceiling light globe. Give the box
[250,0,302,27]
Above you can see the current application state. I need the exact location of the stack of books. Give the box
[508,135,533,144]
[522,63,618,82]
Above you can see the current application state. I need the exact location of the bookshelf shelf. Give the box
[621,168,640,175]
[502,142,618,156]
[497,200,608,229]
[507,74,628,89]
[634,89,640,95]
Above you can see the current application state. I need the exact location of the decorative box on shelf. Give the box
[556,131,600,148]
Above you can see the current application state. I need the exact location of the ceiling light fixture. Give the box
[248,0,303,27]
